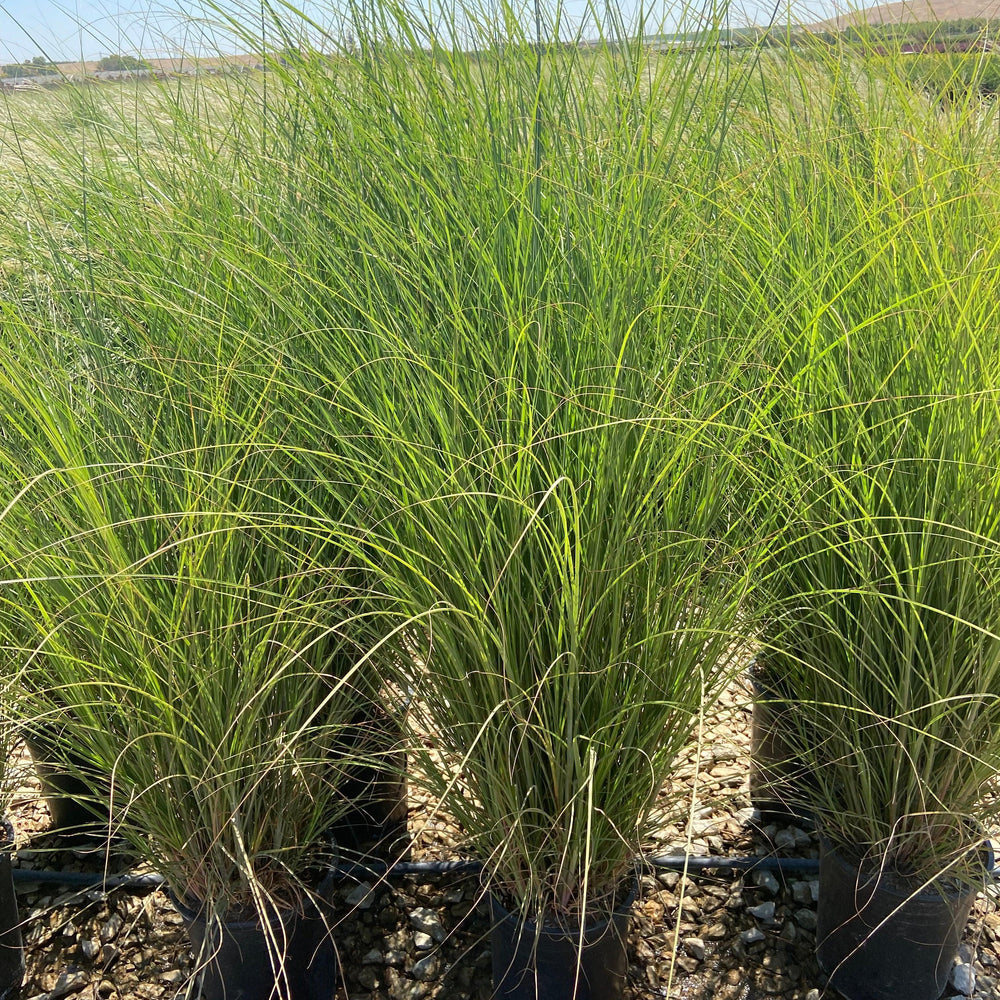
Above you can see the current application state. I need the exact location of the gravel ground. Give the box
[5,675,1000,1000]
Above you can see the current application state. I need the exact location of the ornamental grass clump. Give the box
[0,304,402,944]
[752,325,1000,997]
[718,31,1000,883]
[201,1,778,936]
[389,386,766,929]
[762,389,1000,878]
[705,39,1000,997]
[180,0,776,934]
[0,455,381,916]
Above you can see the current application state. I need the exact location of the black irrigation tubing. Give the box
[12,869,165,891]
[10,853,822,893]
[325,855,824,882]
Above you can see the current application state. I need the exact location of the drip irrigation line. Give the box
[328,855,823,882]
[11,853,821,893]
[12,869,165,891]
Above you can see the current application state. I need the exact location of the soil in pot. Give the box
[816,837,980,1000]
[0,819,23,1000]
[170,884,338,1000]
[488,878,636,1000]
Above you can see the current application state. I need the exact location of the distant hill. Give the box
[814,0,1000,30]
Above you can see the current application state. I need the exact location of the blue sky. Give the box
[0,1,842,62]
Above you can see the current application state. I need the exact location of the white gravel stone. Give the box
[345,882,375,910]
[682,937,705,960]
[46,971,89,999]
[690,819,720,837]
[754,870,780,895]
[950,961,976,996]
[791,881,812,905]
[409,907,445,943]
[747,901,775,924]
[100,913,122,943]
[78,938,100,960]
[411,954,440,982]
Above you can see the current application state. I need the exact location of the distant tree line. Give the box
[1,56,58,78]
[662,18,1000,52]
[96,54,150,72]
[0,53,152,79]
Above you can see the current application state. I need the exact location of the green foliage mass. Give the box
[1,0,1000,926]
[96,54,151,72]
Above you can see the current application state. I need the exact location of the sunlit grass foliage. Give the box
[0,0,1000,923]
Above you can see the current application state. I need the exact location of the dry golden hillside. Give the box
[816,0,1000,29]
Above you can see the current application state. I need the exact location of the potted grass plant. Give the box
[382,376,764,999]
[354,271,768,997]
[762,446,1000,1000]
[753,271,1000,1000]
[208,5,769,995]
[1,452,393,1000]
[0,312,403,999]
[707,37,1000,997]
[763,465,1000,998]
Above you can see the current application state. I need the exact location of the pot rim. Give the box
[168,886,310,929]
[819,833,991,902]
[167,867,337,931]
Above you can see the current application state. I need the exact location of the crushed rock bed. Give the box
[6,677,1000,1000]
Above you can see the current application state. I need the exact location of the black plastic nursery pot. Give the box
[328,710,409,860]
[816,837,980,1000]
[21,730,108,840]
[748,667,814,825]
[488,879,637,1000]
[171,885,339,1000]
[329,757,409,859]
[0,820,24,1000]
